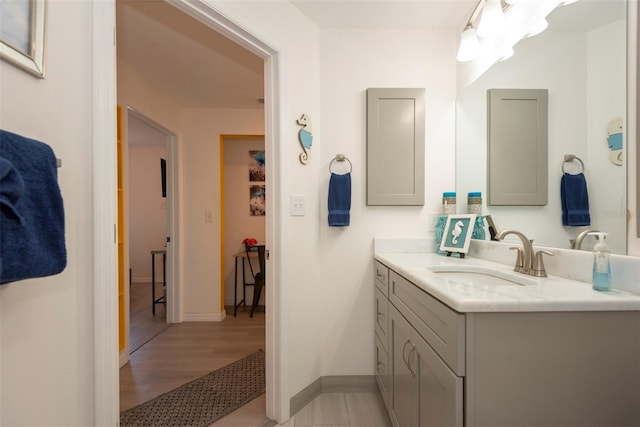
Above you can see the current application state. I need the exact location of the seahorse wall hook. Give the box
[297,114,313,164]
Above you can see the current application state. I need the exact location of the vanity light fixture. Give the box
[476,0,507,38]
[456,24,482,62]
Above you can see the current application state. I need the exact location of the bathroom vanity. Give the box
[374,248,640,427]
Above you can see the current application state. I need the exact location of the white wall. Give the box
[0,1,96,425]
[129,146,168,281]
[316,27,457,377]
[223,137,267,307]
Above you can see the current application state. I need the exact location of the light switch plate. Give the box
[290,195,305,216]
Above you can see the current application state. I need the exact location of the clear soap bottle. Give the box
[590,232,611,292]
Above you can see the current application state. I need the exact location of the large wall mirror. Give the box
[456,0,628,254]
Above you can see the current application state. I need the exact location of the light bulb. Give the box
[456,26,482,62]
[476,0,506,38]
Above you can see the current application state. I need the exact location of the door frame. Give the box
[92,0,288,424]
[126,106,180,325]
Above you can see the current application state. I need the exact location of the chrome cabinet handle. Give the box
[377,361,386,375]
[402,339,411,366]
[407,346,417,377]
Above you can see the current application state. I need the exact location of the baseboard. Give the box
[182,311,226,322]
[289,375,377,416]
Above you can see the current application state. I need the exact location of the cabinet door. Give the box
[367,88,425,206]
[413,333,463,427]
[487,88,548,206]
[389,306,419,427]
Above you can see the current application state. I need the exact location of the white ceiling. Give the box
[116,0,625,115]
[116,0,477,112]
[290,1,477,29]
[116,0,265,110]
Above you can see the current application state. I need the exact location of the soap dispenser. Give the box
[589,232,611,291]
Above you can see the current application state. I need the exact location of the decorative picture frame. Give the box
[249,185,265,216]
[249,150,265,182]
[439,214,477,256]
[0,0,46,78]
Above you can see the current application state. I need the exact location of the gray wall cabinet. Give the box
[367,88,425,206]
[487,88,548,206]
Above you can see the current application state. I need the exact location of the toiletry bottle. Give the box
[435,192,456,254]
[468,192,486,240]
[590,232,611,291]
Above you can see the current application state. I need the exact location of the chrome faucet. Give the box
[571,229,599,250]
[496,229,554,277]
[496,230,534,274]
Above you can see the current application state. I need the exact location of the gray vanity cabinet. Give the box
[376,263,463,427]
[374,261,391,409]
[374,259,640,427]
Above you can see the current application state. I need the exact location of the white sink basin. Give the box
[426,264,537,287]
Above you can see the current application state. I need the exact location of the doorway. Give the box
[126,109,177,352]
[97,0,287,423]
[221,135,266,314]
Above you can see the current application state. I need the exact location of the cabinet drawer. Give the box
[375,334,390,410]
[374,261,389,296]
[389,270,465,376]
[375,287,388,350]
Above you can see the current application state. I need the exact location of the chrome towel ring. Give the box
[562,154,584,174]
[329,154,353,174]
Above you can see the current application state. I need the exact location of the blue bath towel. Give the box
[561,172,591,227]
[0,129,66,284]
[328,173,351,227]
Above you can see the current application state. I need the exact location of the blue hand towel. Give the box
[0,129,66,284]
[328,172,351,227]
[561,172,591,227]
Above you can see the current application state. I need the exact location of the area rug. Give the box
[120,350,265,427]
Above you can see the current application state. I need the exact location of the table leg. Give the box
[242,258,247,310]
[234,257,238,316]
[162,253,166,304]
[152,253,156,315]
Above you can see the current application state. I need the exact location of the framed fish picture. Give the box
[439,214,476,256]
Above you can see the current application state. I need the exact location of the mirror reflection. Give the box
[456,0,627,254]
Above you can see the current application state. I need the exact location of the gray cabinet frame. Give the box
[487,88,548,206]
[367,88,425,206]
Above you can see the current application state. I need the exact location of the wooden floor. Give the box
[128,281,170,352]
[120,283,389,427]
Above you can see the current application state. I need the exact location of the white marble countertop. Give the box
[375,251,640,313]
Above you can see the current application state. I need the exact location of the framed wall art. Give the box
[0,0,46,78]
[439,214,476,257]
[249,150,265,182]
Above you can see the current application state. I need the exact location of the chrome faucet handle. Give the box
[532,250,554,277]
[509,247,524,273]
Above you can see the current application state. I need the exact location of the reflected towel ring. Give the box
[562,154,584,174]
[329,154,353,174]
